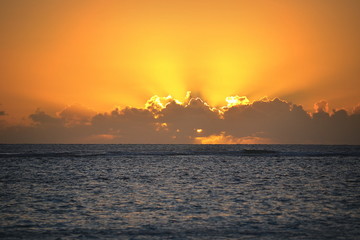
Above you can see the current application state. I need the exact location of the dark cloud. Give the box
[30,109,63,125]
[0,111,5,116]
[158,98,222,142]
[0,96,359,144]
[223,98,310,143]
[223,99,360,144]
[91,107,170,143]
[57,104,96,126]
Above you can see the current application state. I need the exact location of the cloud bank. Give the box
[1,94,359,144]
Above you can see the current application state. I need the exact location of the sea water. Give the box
[1,144,360,239]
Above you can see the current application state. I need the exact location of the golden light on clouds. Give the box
[195,132,271,145]
[225,96,250,108]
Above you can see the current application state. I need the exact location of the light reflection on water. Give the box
[1,144,360,239]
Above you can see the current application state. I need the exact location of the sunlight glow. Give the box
[195,132,271,144]
[1,0,360,121]
[225,96,250,108]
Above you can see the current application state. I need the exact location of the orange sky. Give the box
[1,0,360,123]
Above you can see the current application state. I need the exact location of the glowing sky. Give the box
[1,0,360,143]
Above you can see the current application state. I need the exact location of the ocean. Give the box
[1,144,360,239]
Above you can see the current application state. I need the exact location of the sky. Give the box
[0,0,359,144]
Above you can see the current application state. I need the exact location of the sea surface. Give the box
[1,144,360,239]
